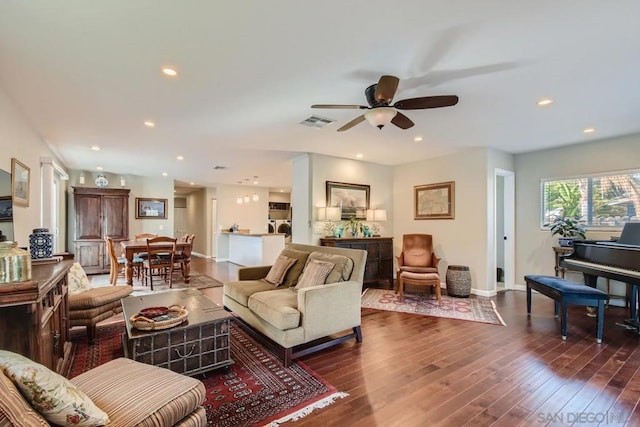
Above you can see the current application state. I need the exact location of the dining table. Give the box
[120,238,192,286]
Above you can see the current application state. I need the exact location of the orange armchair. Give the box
[396,233,440,275]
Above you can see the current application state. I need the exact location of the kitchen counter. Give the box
[222,233,285,266]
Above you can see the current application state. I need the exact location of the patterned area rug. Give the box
[89,272,223,291]
[361,288,506,326]
[68,322,346,426]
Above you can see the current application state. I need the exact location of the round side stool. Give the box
[446,265,471,297]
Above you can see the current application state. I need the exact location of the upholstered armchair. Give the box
[396,234,440,289]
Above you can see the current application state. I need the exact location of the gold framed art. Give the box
[135,198,168,219]
[11,158,30,207]
[414,181,455,220]
[326,181,370,220]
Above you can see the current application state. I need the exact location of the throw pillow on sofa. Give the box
[306,251,354,283]
[295,259,335,289]
[0,350,110,426]
[280,248,311,287]
[262,255,297,286]
[67,262,92,294]
[0,372,49,427]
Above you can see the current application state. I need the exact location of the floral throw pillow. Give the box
[67,262,92,295]
[295,259,335,289]
[0,350,110,426]
[262,255,297,286]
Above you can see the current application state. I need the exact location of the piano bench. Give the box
[524,275,609,343]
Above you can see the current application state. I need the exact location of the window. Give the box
[541,170,640,229]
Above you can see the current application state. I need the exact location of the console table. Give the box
[320,237,393,288]
[0,259,73,374]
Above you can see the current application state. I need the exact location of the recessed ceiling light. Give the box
[414,136,423,142]
[190,182,195,186]
[279,189,284,192]
[144,121,155,128]
[96,166,103,171]
[176,155,184,160]
[161,67,178,77]
[537,98,554,107]
[583,127,595,134]
[253,180,258,185]
[91,145,101,151]
[356,153,363,159]
[162,172,168,177]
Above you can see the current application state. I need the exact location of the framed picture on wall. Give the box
[414,181,455,220]
[11,158,30,207]
[135,198,168,219]
[326,181,370,220]
[0,196,12,222]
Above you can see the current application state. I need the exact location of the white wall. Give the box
[0,86,65,247]
[393,147,492,293]
[514,133,640,285]
[291,154,312,243]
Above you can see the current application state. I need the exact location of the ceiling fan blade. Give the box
[337,115,366,132]
[393,95,459,110]
[391,112,414,129]
[374,75,400,104]
[311,104,366,109]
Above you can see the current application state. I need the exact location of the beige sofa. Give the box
[0,356,206,427]
[223,243,367,367]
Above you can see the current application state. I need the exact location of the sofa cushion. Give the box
[224,280,276,307]
[68,262,92,294]
[68,285,133,310]
[248,289,300,330]
[280,248,311,288]
[0,350,109,426]
[262,255,297,286]
[295,259,335,289]
[0,372,49,427]
[71,357,205,427]
[307,251,354,283]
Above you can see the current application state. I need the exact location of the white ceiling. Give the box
[1,1,640,191]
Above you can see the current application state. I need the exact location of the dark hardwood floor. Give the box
[192,256,640,426]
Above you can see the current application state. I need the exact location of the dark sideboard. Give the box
[320,237,393,288]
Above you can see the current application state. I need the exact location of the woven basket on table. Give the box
[130,304,189,331]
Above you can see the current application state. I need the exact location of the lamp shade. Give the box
[367,209,387,221]
[317,207,327,221]
[326,206,341,221]
[364,107,397,129]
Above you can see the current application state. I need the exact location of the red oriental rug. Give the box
[68,321,347,426]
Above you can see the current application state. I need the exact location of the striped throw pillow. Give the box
[295,259,335,289]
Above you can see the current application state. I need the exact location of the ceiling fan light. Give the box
[364,107,397,129]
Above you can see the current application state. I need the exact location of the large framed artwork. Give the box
[326,181,370,220]
[0,196,12,222]
[414,181,455,220]
[11,158,30,207]
[135,198,168,219]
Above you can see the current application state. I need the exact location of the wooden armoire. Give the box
[73,187,129,274]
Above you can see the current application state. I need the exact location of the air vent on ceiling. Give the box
[213,165,226,170]
[299,115,334,128]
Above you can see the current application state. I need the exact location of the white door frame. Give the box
[211,198,217,259]
[494,168,515,291]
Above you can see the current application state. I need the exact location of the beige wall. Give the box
[0,86,65,248]
[393,147,493,293]
[514,133,640,285]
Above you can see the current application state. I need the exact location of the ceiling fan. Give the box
[311,75,458,132]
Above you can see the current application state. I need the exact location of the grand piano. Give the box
[560,222,640,333]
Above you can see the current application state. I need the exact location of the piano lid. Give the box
[595,222,640,248]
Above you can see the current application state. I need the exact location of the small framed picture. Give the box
[414,181,455,220]
[135,198,168,219]
[11,158,30,207]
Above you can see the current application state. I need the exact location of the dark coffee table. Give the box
[121,288,233,376]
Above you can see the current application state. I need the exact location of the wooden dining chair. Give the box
[105,237,142,285]
[173,234,195,276]
[134,233,157,260]
[142,236,177,290]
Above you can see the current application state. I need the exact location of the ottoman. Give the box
[397,271,441,304]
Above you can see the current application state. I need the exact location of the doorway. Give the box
[494,169,515,292]
[211,198,217,259]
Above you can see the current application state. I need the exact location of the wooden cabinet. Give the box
[73,187,129,274]
[320,237,394,288]
[0,260,73,374]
